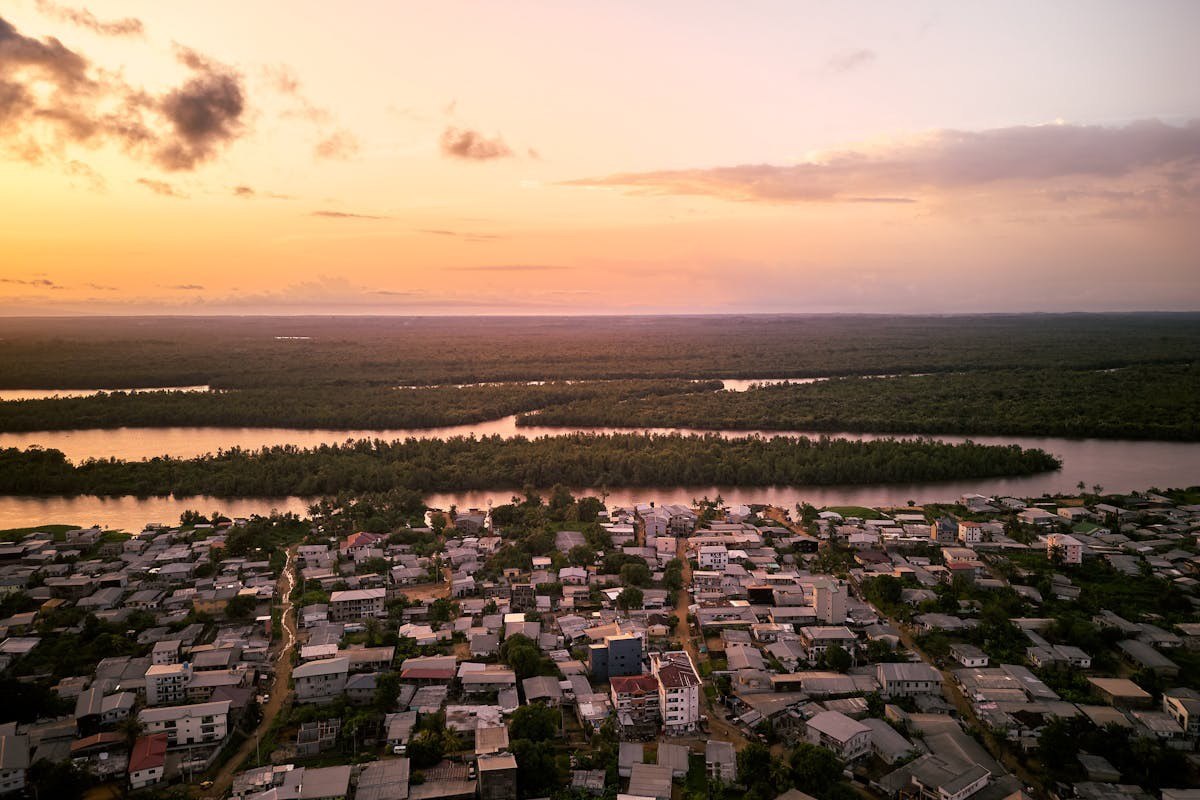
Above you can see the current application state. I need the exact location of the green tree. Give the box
[509,703,560,742]
[568,544,596,567]
[822,645,852,673]
[787,742,844,797]
[620,562,651,587]
[616,586,644,610]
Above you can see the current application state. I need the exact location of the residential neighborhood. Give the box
[3,487,1200,800]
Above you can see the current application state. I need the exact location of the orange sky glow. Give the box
[2,1,1198,314]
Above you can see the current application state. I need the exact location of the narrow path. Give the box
[203,543,299,798]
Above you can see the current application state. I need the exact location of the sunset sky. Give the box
[2,0,1198,314]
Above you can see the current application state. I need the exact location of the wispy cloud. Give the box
[1,277,60,288]
[827,48,876,73]
[136,177,186,197]
[311,210,388,220]
[564,119,1200,212]
[444,264,570,272]
[417,228,503,242]
[34,0,143,37]
[166,284,205,290]
[314,129,359,160]
[439,126,513,160]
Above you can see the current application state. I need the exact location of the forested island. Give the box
[520,364,1200,441]
[0,434,1061,496]
[0,380,720,432]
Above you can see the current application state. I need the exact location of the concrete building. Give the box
[705,740,736,782]
[293,657,350,703]
[588,633,642,681]
[139,700,230,748]
[477,754,518,800]
[804,710,871,761]
[328,588,386,622]
[611,674,661,739]
[650,651,701,735]
[877,662,942,698]
[1046,534,1083,565]
[145,662,192,706]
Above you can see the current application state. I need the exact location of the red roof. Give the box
[129,734,168,773]
[610,674,659,695]
[656,662,700,689]
[341,531,385,551]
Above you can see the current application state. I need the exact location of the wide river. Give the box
[1,415,1198,532]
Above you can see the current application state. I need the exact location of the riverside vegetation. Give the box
[0,434,1061,497]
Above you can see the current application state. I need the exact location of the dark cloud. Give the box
[34,0,144,37]
[136,177,186,197]
[827,48,876,73]
[314,129,358,160]
[311,210,388,220]
[0,16,245,173]
[564,119,1200,206]
[233,185,255,197]
[439,126,512,160]
[155,47,245,170]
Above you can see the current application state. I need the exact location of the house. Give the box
[358,759,410,800]
[698,546,729,571]
[1018,508,1058,527]
[957,521,987,545]
[328,588,386,622]
[1088,677,1154,709]
[522,675,563,706]
[293,657,350,703]
[1046,534,1083,565]
[1117,640,1179,677]
[950,644,989,668]
[128,734,168,790]
[861,718,916,764]
[0,731,30,796]
[798,626,857,661]
[705,740,736,783]
[877,662,942,698]
[650,651,701,734]
[804,710,871,761]
[628,763,673,800]
[1163,689,1200,737]
[138,700,231,748]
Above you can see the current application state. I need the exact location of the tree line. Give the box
[0,380,720,432]
[521,364,1200,441]
[0,433,1061,496]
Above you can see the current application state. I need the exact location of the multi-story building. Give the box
[798,626,857,662]
[650,651,701,735]
[145,663,192,706]
[0,731,30,796]
[293,657,350,704]
[957,521,986,545]
[610,674,661,739]
[810,578,847,625]
[138,701,231,749]
[1046,533,1083,565]
[804,710,871,761]
[327,588,386,622]
[697,546,729,571]
[509,583,536,613]
[478,754,518,800]
[589,633,643,681]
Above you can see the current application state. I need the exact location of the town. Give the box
[1,486,1199,800]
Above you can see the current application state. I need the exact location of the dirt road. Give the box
[672,537,751,751]
[203,544,299,798]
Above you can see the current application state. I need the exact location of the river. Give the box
[1,416,1197,531]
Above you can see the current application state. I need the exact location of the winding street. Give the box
[203,543,299,798]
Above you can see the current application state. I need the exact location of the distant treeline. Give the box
[0,314,1197,388]
[0,381,719,432]
[0,435,1061,496]
[520,365,1200,441]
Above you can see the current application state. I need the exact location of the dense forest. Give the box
[0,435,1061,496]
[0,380,719,431]
[521,364,1200,441]
[0,314,1196,388]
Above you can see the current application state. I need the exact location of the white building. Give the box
[804,710,871,761]
[293,657,350,703]
[697,545,729,571]
[810,578,847,625]
[145,662,192,706]
[1046,533,1083,565]
[650,651,701,734]
[139,701,230,748]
